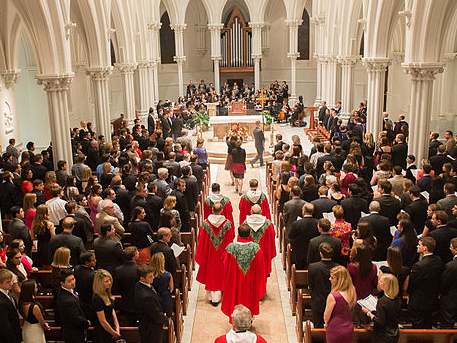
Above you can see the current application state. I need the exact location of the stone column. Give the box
[338,56,359,122]
[403,64,444,164]
[86,67,113,141]
[314,59,322,106]
[311,15,325,106]
[326,56,339,108]
[171,24,187,98]
[151,61,159,106]
[286,19,302,105]
[36,75,74,169]
[208,23,224,94]
[363,58,390,138]
[115,63,137,125]
[320,57,328,104]
[250,22,264,90]
[2,69,21,89]
[136,61,151,117]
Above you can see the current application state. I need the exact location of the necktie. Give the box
[7,291,16,309]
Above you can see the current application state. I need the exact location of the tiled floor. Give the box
[185,123,310,343]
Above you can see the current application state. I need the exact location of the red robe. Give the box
[214,331,268,343]
[238,190,271,224]
[195,216,234,291]
[204,194,234,226]
[243,215,276,277]
[221,238,266,318]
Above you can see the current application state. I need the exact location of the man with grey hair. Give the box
[96,199,125,243]
[358,200,391,261]
[150,228,178,289]
[156,167,171,199]
[213,305,267,343]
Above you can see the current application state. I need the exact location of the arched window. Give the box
[360,32,365,57]
[160,12,176,64]
[297,9,310,60]
[110,40,116,66]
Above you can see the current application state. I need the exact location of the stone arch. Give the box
[297,7,311,60]
[258,0,286,23]
[111,0,136,63]
[160,11,176,64]
[221,0,252,24]
[339,0,363,56]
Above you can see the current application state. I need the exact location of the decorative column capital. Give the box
[136,61,149,69]
[36,74,74,91]
[207,23,224,32]
[114,63,137,74]
[1,69,21,88]
[444,52,457,60]
[362,58,391,72]
[86,67,113,81]
[287,52,301,59]
[173,56,186,64]
[337,56,360,66]
[402,63,445,81]
[251,54,262,61]
[285,19,303,29]
[211,56,222,61]
[170,23,187,33]
[249,22,265,31]
[310,15,325,25]
[147,21,161,31]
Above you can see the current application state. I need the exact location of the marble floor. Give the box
[184,123,311,343]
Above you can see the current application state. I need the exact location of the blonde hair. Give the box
[150,252,165,277]
[23,193,37,213]
[163,196,177,210]
[332,205,344,220]
[93,269,114,306]
[81,167,92,182]
[45,171,57,187]
[102,162,111,175]
[330,266,355,306]
[381,273,399,299]
[51,247,71,268]
[32,205,50,235]
[165,137,173,146]
[292,135,301,145]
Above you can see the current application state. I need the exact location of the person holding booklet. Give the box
[361,273,401,343]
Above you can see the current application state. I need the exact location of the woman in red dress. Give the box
[231,139,246,195]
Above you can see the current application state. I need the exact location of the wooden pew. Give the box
[1,219,11,233]
[33,269,54,295]
[178,245,192,291]
[282,228,287,270]
[181,229,196,271]
[296,291,312,342]
[285,243,292,290]
[290,266,309,315]
[278,212,283,253]
[175,265,189,315]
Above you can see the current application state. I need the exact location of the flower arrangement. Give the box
[228,123,249,141]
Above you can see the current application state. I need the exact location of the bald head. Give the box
[157,227,171,242]
[251,204,262,215]
[369,201,381,212]
[213,202,223,214]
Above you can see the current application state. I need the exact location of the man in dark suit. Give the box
[288,203,319,269]
[376,180,401,226]
[391,134,408,169]
[310,186,337,219]
[0,171,22,218]
[429,210,457,264]
[250,121,265,167]
[318,101,327,123]
[308,243,339,328]
[437,183,457,220]
[181,166,199,216]
[74,251,96,323]
[405,186,428,235]
[315,145,336,176]
[408,236,442,328]
[93,223,124,275]
[163,152,181,178]
[30,154,48,181]
[147,107,155,135]
[359,201,391,261]
[186,80,196,97]
[160,112,172,138]
[146,183,163,232]
[429,132,441,158]
[307,218,341,265]
[405,155,417,184]
[274,134,285,154]
[134,264,168,343]
[417,164,433,193]
[171,114,184,139]
[138,129,151,151]
[111,176,131,223]
[49,217,85,266]
[57,268,91,343]
[190,155,204,192]
[283,186,306,240]
[0,269,22,343]
[341,184,368,228]
[171,179,191,231]
[114,246,139,325]
[440,237,457,328]
[150,228,178,288]
[430,145,452,176]
[58,201,88,244]
[8,206,33,256]
[86,140,100,171]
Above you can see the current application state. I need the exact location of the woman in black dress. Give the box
[92,269,120,342]
[231,139,246,195]
[31,204,56,267]
[129,206,154,264]
[225,136,238,186]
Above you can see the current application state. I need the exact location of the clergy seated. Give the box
[239,179,272,225]
[213,305,267,343]
[221,223,266,320]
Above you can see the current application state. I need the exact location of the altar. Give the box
[209,115,264,140]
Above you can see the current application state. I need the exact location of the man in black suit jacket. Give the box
[181,166,199,214]
[134,264,168,343]
[0,171,22,218]
[429,132,441,158]
[58,201,88,244]
[308,243,339,328]
[310,186,337,219]
[315,145,336,177]
[430,145,452,176]
[74,251,96,323]
[0,269,22,343]
[114,247,140,325]
[408,237,442,329]
[93,223,124,275]
[405,186,428,235]
[57,269,91,343]
[405,155,417,184]
[307,218,342,265]
[190,156,204,192]
[417,164,433,193]
[150,228,178,288]
[32,179,47,206]
[440,237,457,328]
[86,140,101,171]
[147,108,155,135]
[429,210,457,264]
[288,203,319,269]
[49,217,85,266]
[171,179,191,231]
[359,201,391,261]
[160,112,172,138]
[30,154,48,181]
[341,184,368,228]
[391,134,408,169]
[273,134,285,154]
[318,101,327,123]
[111,176,131,223]
[9,206,33,256]
[376,180,401,226]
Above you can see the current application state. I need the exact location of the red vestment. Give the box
[238,190,271,224]
[204,193,234,226]
[195,216,234,291]
[221,238,266,318]
[214,331,268,343]
[243,215,276,277]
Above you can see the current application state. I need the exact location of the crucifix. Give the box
[256,86,270,130]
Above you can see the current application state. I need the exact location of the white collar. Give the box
[208,214,226,227]
[246,214,267,232]
[209,192,224,203]
[246,189,262,203]
[225,329,257,343]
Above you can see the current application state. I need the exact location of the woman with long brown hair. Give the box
[7,248,27,299]
[31,204,56,267]
[19,279,49,343]
[23,192,37,230]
